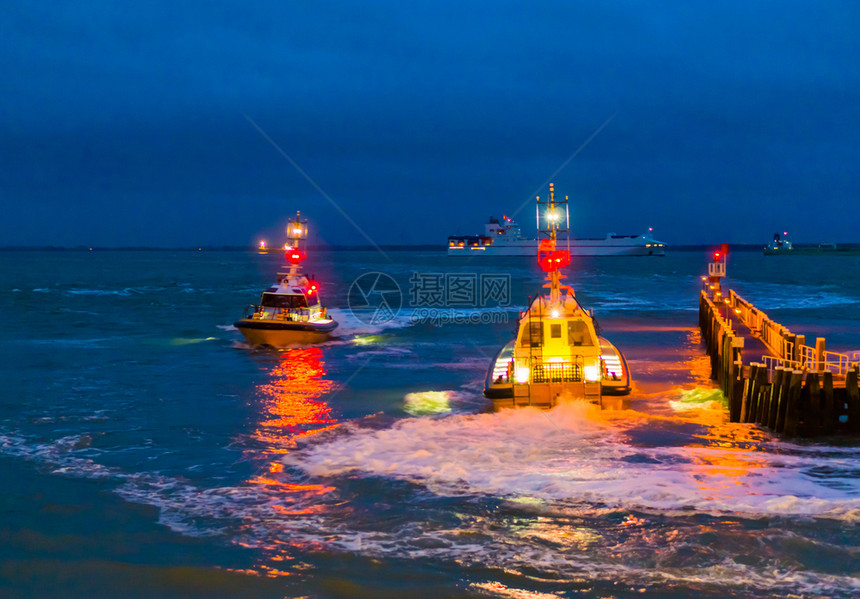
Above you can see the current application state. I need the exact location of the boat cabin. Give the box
[246,277,324,323]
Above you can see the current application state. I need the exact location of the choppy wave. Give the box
[66,288,139,296]
[731,283,860,311]
[3,421,860,597]
[283,402,860,521]
[326,307,416,336]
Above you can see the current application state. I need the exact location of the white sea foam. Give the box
[326,307,416,336]
[66,288,137,296]
[3,423,859,596]
[283,403,860,521]
[27,337,118,348]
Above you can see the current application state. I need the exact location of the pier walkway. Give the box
[699,254,860,437]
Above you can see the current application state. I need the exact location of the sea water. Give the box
[1,249,859,598]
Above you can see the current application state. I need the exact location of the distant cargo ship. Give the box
[764,232,860,256]
[448,215,666,257]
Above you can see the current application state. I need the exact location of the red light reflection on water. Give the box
[252,347,338,453]
[240,347,340,577]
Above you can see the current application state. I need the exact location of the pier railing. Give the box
[699,289,860,437]
[725,289,859,376]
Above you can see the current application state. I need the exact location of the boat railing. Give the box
[531,359,583,383]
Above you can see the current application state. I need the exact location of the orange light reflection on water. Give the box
[252,347,338,453]
[241,347,341,576]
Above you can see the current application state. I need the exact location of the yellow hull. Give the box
[234,319,335,347]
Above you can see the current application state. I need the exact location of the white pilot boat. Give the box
[235,212,338,346]
[448,211,665,257]
[483,184,631,409]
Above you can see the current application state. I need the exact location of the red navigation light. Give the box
[286,249,307,265]
[538,239,571,272]
[713,252,721,262]
[306,281,319,295]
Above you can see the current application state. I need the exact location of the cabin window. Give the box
[520,322,543,347]
[261,293,308,309]
[567,320,594,346]
[550,324,562,339]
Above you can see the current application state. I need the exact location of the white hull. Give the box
[449,238,665,257]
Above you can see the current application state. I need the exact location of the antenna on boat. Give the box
[283,211,309,281]
[537,183,571,304]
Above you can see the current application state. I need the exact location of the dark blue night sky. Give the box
[2,1,858,247]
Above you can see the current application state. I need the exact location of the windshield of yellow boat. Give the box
[567,320,595,346]
[261,293,308,309]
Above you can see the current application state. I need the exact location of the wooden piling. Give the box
[822,371,835,435]
[805,372,821,436]
[767,367,785,430]
[795,334,805,364]
[731,359,744,422]
[744,363,766,424]
[783,370,804,437]
[740,363,757,423]
[846,367,860,434]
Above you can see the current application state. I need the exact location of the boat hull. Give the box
[449,239,665,257]
[764,247,860,256]
[234,319,338,347]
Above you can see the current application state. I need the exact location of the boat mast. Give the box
[537,183,570,305]
[283,211,308,282]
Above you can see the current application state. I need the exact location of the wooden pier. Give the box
[699,252,860,437]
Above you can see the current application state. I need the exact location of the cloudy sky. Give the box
[2,1,858,247]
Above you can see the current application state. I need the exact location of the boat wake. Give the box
[3,394,860,597]
[283,400,860,521]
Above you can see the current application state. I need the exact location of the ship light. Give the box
[550,309,559,319]
[602,354,623,378]
[287,249,307,265]
[259,240,266,249]
[293,227,303,236]
[514,367,530,384]
[547,211,560,223]
[583,364,601,381]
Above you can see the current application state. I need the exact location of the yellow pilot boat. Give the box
[483,184,630,409]
[235,212,338,347]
